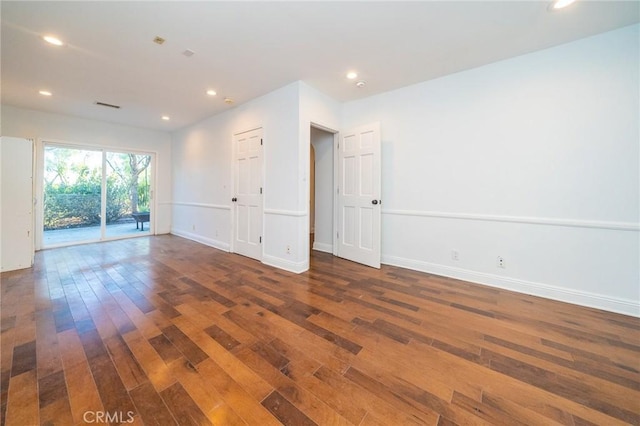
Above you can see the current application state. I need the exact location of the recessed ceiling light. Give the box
[356,81,366,88]
[224,97,234,104]
[206,89,217,96]
[550,0,577,10]
[153,36,166,45]
[346,71,358,80]
[39,90,52,96]
[161,116,170,121]
[43,35,64,46]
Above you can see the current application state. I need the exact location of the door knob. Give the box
[372,199,379,205]
[232,197,237,202]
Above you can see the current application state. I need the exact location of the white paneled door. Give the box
[337,123,381,268]
[1,137,34,271]
[232,128,263,261]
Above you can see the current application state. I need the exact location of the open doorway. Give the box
[310,126,335,256]
[308,122,382,268]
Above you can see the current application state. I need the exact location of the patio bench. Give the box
[131,212,150,231]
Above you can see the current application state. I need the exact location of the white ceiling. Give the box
[2,1,638,132]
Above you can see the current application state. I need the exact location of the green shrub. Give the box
[44,179,130,230]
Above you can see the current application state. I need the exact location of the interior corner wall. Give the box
[0,105,173,235]
[171,82,307,271]
[342,24,640,316]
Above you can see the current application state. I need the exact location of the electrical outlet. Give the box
[451,250,459,261]
[497,256,505,269]
[286,245,291,255]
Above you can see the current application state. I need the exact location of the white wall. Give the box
[342,24,640,316]
[0,105,173,236]
[171,82,306,271]
[171,81,342,272]
[310,127,334,253]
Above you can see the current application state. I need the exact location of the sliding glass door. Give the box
[105,152,152,238]
[43,144,153,247]
[43,146,103,246]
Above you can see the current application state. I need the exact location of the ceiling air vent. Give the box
[95,101,121,109]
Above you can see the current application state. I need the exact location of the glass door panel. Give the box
[105,152,152,238]
[43,146,102,246]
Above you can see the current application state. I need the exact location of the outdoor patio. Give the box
[43,219,150,246]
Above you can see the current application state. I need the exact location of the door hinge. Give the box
[337,232,339,239]
[259,236,262,243]
[260,187,263,194]
[261,138,263,146]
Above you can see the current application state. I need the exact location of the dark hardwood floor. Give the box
[1,235,639,425]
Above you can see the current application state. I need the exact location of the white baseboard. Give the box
[171,229,230,252]
[262,254,308,274]
[382,254,640,318]
[312,242,333,254]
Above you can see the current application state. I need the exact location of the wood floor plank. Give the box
[64,362,105,426]
[10,340,36,377]
[167,357,245,425]
[261,390,317,426]
[169,314,274,402]
[148,333,183,365]
[122,331,177,392]
[129,382,177,426]
[1,235,638,425]
[39,398,73,426]
[206,403,248,426]
[35,309,63,379]
[161,325,209,366]
[226,304,353,374]
[343,366,441,424]
[159,382,212,426]
[38,370,68,409]
[234,344,353,425]
[204,324,242,351]
[104,334,149,390]
[78,328,137,418]
[4,371,38,426]
[484,333,640,392]
[182,299,256,345]
[57,329,88,370]
[195,359,281,426]
[479,391,568,426]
